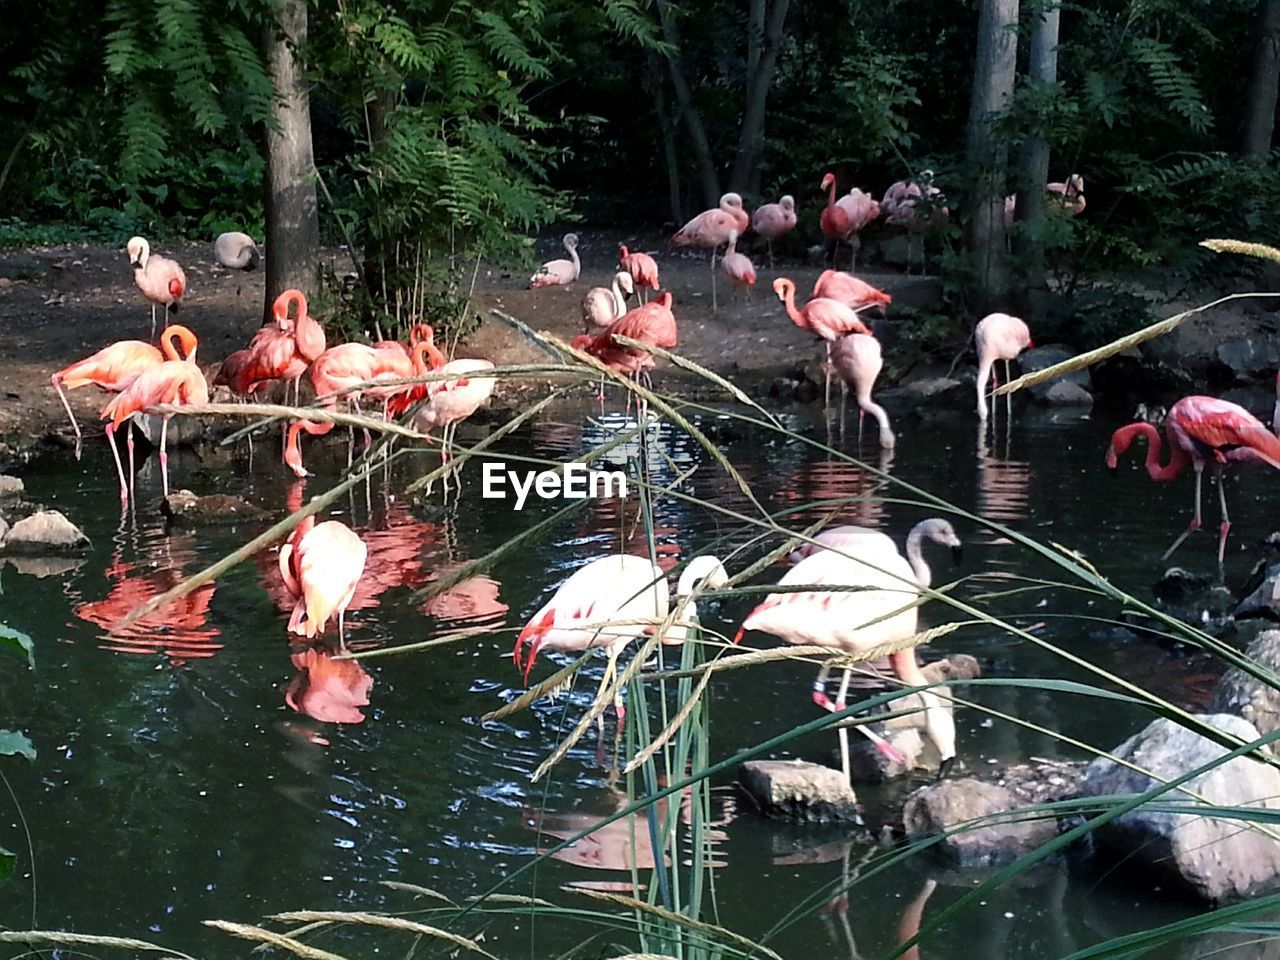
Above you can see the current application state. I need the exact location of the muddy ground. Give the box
[0,228,1264,458]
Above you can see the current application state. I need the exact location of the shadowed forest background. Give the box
[2,0,1278,346]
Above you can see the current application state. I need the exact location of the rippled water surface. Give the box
[3,400,1276,959]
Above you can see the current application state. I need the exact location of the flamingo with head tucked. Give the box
[618,245,660,302]
[751,194,796,265]
[127,237,186,341]
[1106,395,1280,564]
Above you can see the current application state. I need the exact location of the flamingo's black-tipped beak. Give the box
[936,756,955,781]
[950,545,963,566]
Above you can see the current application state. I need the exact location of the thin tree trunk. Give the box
[645,51,685,224]
[964,0,1020,311]
[656,0,720,206]
[262,0,319,324]
[746,0,764,89]
[730,0,792,197]
[1242,0,1280,161]
[1012,0,1061,315]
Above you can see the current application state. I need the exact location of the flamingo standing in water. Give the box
[514,554,728,727]
[530,233,581,287]
[830,334,894,449]
[736,518,962,782]
[812,270,892,312]
[670,193,748,309]
[581,271,635,332]
[413,358,498,497]
[751,194,796,265]
[719,229,757,294]
[975,312,1033,423]
[99,324,207,502]
[772,277,872,410]
[279,513,368,651]
[51,325,196,448]
[618,244,660,302]
[126,237,186,341]
[1106,396,1280,564]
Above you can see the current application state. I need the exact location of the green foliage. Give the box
[312,0,568,342]
[0,622,34,670]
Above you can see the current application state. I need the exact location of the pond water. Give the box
[2,398,1276,959]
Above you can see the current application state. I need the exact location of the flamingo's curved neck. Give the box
[903,527,932,589]
[1112,423,1188,481]
[779,284,804,326]
[826,179,838,210]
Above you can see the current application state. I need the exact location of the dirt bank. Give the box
[0,230,939,455]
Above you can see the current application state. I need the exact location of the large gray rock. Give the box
[903,778,1058,868]
[890,377,966,408]
[1040,381,1093,408]
[1082,714,1280,901]
[1236,562,1280,621]
[1215,337,1280,381]
[1020,345,1091,393]
[1,510,90,554]
[161,490,268,526]
[0,476,23,501]
[1212,631,1280,753]
[133,413,205,447]
[738,759,860,822]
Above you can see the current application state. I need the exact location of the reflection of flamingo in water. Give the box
[521,782,735,878]
[75,534,222,663]
[976,428,1031,528]
[285,644,373,724]
[777,455,893,533]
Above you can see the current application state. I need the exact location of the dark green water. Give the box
[1,401,1274,959]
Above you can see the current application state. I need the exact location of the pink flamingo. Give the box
[99,324,207,502]
[52,325,195,447]
[1003,174,1087,227]
[233,289,327,405]
[975,312,1033,422]
[719,229,757,293]
[127,237,187,341]
[830,334,894,449]
[530,233,580,288]
[881,172,949,273]
[1106,395,1280,564]
[812,270,892,311]
[751,194,796,264]
[618,244,660,302]
[670,193,748,309]
[285,644,373,723]
[279,513,368,650]
[736,518,962,781]
[820,174,879,269]
[772,277,872,409]
[573,292,678,387]
[414,358,497,498]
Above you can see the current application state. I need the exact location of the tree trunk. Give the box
[1242,0,1280,161]
[1012,0,1061,315]
[964,0,1020,312]
[730,0,792,197]
[645,51,685,224]
[262,0,320,324]
[656,0,720,207]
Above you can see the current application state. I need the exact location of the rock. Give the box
[1082,714,1280,901]
[1040,381,1093,408]
[801,356,827,388]
[993,758,1088,808]
[794,379,819,404]
[1212,630,1280,752]
[0,476,23,501]
[0,517,8,541]
[903,778,1058,868]
[1019,345,1091,397]
[768,376,795,400]
[889,377,966,408]
[161,490,268,525]
[1236,562,1280,622]
[1155,567,1212,603]
[738,759,860,822]
[1214,337,1279,381]
[922,654,981,684]
[1,510,90,554]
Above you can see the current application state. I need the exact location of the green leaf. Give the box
[0,623,33,669]
[0,731,35,761]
